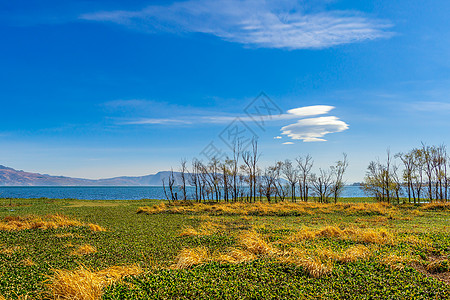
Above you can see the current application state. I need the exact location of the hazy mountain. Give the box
[0,165,186,186]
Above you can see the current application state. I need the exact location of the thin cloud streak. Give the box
[122,105,335,125]
[81,0,393,49]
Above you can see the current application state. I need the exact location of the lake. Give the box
[0,186,366,200]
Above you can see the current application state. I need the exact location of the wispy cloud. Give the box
[281,116,349,142]
[121,103,348,142]
[122,105,334,125]
[81,0,393,49]
[410,101,450,112]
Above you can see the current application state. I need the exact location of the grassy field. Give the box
[0,197,448,299]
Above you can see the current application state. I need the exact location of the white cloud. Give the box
[287,105,334,116]
[122,105,334,125]
[117,103,349,143]
[281,116,349,142]
[81,0,392,49]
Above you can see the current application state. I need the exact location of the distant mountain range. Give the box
[0,165,186,186]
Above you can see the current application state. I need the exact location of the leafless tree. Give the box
[311,168,334,203]
[296,155,313,201]
[363,150,399,203]
[282,159,298,202]
[331,153,348,203]
[168,168,176,201]
[261,165,277,203]
[179,159,188,200]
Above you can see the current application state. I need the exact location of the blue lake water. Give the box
[0,186,366,200]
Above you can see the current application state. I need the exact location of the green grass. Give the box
[0,198,448,299]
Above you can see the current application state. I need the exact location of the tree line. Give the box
[363,143,450,204]
[162,139,349,203]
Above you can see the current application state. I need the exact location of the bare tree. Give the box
[188,159,201,201]
[282,159,298,202]
[262,165,277,203]
[397,151,415,203]
[310,168,334,203]
[363,150,398,203]
[296,155,313,202]
[331,153,348,203]
[179,159,188,200]
[168,168,176,201]
[231,141,242,202]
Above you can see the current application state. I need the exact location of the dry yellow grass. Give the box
[198,221,225,235]
[421,202,450,211]
[0,214,83,231]
[339,245,371,263]
[137,201,395,217]
[300,257,333,278]
[277,248,332,278]
[71,244,97,256]
[315,248,341,261]
[381,254,405,270]
[137,203,167,214]
[179,226,200,237]
[238,230,277,256]
[171,247,209,269]
[179,221,225,237]
[0,214,106,234]
[88,223,107,232]
[47,265,142,300]
[55,233,75,238]
[281,225,393,245]
[213,248,257,264]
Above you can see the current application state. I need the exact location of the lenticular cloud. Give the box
[281,116,349,142]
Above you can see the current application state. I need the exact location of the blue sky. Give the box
[1,0,449,182]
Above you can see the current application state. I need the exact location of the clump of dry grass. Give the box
[315,248,341,261]
[47,265,142,300]
[381,254,405,270]
[0,214,107,233]
[421,202,450,211]
[301,257,333,278]
[278,248,332,278]
[55,233,75,238]
[339,245,371,263]
[179,226,200,237]
[87,223,107,232]
[281,225,394,245]
[137,203,167,214]
[0,214,83,231]
[137,201,395,217]
[71,244,97,256]
[171,247,209,269]
[198,221,225,235]
[238,230,277,256]
[355,228,393,244]
[213,248,257,264]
